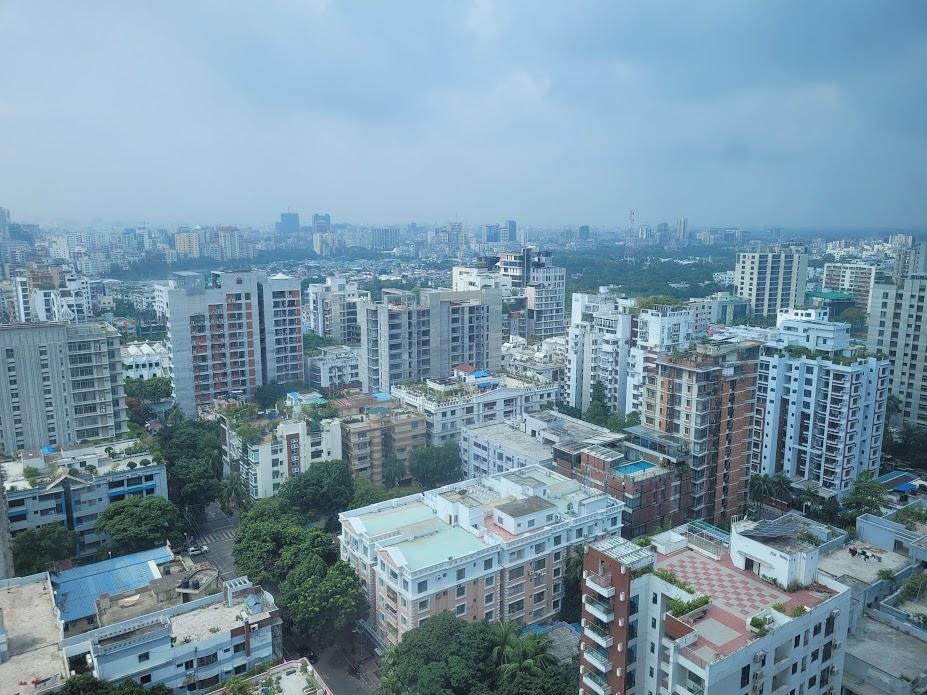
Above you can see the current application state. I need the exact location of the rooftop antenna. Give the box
[624,210,635,261]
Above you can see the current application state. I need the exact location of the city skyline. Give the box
[1,1,925,229]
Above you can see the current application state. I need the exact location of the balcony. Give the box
[675,682,705,695]
[585,571,615,598]
[582,671,611,695]
[584,595,614,623]
[585,622,614,648]
[583,646,612,672]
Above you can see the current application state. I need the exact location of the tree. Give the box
[749,473,777,506]
[886,393,902,421]
[837,307,865,328]
[124,376,172,403]
[792,487,821,515]
[770,472,794,504]
[844,470,888,518]
[11,522,76,575]
[583,381,609,426]
[495,633,557,683]
[280,558,367,648]
[490,620,521,668]
[169,457,221,518]
[560,544,585,622]
[382,454,406,489]
[491,662,579,695]
[302,333,341,355]
[254,379,309,409]
[409,441,462,489]
[349,477,422,510]
[59,674,172,695]
[220,472,248,513]
[377,613,495,695]
[606,409,641,433]
[165,402,185,426]
[278,459,355,519]
[95,496,184,555]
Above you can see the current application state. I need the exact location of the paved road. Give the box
[189,504,240,582]
[309,642,377,695]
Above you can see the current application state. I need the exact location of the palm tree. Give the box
[749,474,776,506]
[496,633,557,682]
[220,473,248,513]
[382,455,406,489]
[886,393,902,421]
[166,403,185,427]
[770,472,794,505]
[565,544,585,586]
[793,487,820,515]
[490,620,521,668]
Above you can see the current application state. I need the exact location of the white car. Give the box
[188,545,209,556]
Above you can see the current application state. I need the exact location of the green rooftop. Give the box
[394,525,489,571]
[806,291,854,299]
[355,501,435,536]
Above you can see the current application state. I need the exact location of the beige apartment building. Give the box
[340,407,427,484]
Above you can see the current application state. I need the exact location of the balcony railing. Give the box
[584,595,614,622]
[583,646,612,672]
[582,671,611,695]
[585,622,614,648]
[585,571,615,598]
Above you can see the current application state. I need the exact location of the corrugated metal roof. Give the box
[54,545,174,622]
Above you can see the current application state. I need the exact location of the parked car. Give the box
[188,545,209,556]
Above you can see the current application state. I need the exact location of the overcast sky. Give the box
[1,1,925,230]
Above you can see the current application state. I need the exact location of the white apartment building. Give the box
[626,304,694,414]
[580,517,851,695]
[339,465,624,649]
[567,292,637,414]
[221,416,342,500]
[451,266,514,292]
[822,262,877,313]
[753,309,889,497]
[391,373,558,445]
[306,344,361,393]
[868,274,927,427]
[498,247,566,339]
[687,292,752,332]
[302,276,370,343]
[0,322,128,452]
[359,288,503,393]
[735,243,809,316]
[500,337,567,394]
[120,341,170,380]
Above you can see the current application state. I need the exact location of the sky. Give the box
[0,1,925,231]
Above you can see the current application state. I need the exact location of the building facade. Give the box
[339,465,623,649]
[735,243,809,316]
[306,345,361,393]
[579,521,851,695]
[498,247,566,339]
[340,407,427,484]
[822,262,877,313]
[867,274,927,427]
[120,341,170,380]
[260,273,303,385]
[0,322,128,452]
[302,276,369,344]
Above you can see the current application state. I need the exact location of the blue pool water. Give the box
[615,460,655,475]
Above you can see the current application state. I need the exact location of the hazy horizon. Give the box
[1,1,925,230]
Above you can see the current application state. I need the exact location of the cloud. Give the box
[0,0,924,229]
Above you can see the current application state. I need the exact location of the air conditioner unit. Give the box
[752,684,762,695]
[831,666,839,676]
[581,618,587,627]
[754,651,767,663]
[753,669,763,680]
[831,609,841,618]
[618,617,625,627]
[615,667,622,677]
[834,641,842,650]
[620,565,627,574]
[619,591,627,601]
[764,614,775,625]
[250,623,259,632]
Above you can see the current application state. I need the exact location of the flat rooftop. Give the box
[171,592,274,643]
[391,525,489,571]
[846,615,927,684]
[347,500,434,536]
[817,541,911,589]
[98,564,220,627]
[656,547,833,660]
[0,577,64,695]
[464,422,554,462]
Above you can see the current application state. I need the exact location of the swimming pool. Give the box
[615,460,655,475]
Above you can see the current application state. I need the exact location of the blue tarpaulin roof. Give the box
[54,545,174,622]
[473,371,489,378]
[894,482,916,492]
[477,381,492,388]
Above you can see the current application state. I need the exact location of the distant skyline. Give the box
[1,1,925,230]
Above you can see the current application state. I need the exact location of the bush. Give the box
[771,602,786,613]
[790,606,807,617]
[750,616,765,628]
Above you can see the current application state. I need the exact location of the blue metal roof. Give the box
[54,546,174,622]
[473,370,489,378]
[894,482,916,492]
[373,392,393,402]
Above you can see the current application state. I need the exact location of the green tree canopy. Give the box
[11,522,76,575]
[844,470,888,518]
[278,459,355,518]
[280,558,366,648]
[169,457,222,517]
[349,478,423,510]
[95,496,184,556]
[254,379,309,409]
[59,674,172,695]
[583,381,609,426]
[124,376,172,402]
[408,441,462,489]
[382,454,406,489]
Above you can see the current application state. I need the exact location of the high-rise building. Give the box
[173,229,201,258]
[303,276,370,344]
[217,226,244,260]
[0,207,9,261]
[306,345,361,393]
[368,226,400,251]
[640,338,761,523]
[822,262,877,313]
[482,223,501,243]
[675,217,689,245]
[579,520,851,695]
[339,465,623,649]
[566,292,636,413]
[893,240,926,282]
[626,303,695,414]
[498,247,566,339]
[0,322,128,451]
[503,219,517,243]
[278,212,300,235]
[312,213,331,234]
[163,270,302,417]
[753,308,889,496]
[340,407,426,484]
[868,274,927,427]
[734,243,809,316]
[358,288,503,393]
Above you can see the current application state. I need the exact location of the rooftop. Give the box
[0,576,64,695]
[390,525,490,571]
[54,545,175,623]
[845,615,927,684]
[346,500,433,537]
[656,547,833,660]
[817,541,911,589]
[170,589,274,643]
[496,496,556,518]
[462,421,555,463]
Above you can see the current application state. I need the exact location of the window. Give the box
[456,568,466,581]
[507,599,524,615]
[456,585,466,598]
[197,653,218,668]
[650,642,655,654]
[485,575,495,587]
[534,542,545,554]
[484,610,494,621]
[553,534,562,546]
[138,652,150,662]
[455,604,466,616]
[740,665,750,688]
[508,566,524,580]
[533,591,545,604]
[417,580,428,593]
[418,598,430,611]
[652,592,658,605]
[534,558,546,571]
[483,558,493,571]
[485,592,494,604]
[140,675,151,685]
[233,642,246,653]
